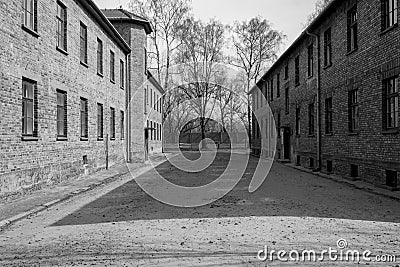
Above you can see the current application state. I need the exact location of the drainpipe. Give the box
[126,53,131,163]
[306,31,322,171]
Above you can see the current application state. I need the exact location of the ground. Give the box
[0,152,399,266]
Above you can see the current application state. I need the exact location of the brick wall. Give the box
[0,0,136,198]
[253,0,400,189]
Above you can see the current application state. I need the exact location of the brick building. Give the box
[0,1,151,198]
[144,71,164,158]
[251,0,399,190]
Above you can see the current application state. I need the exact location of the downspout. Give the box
[126,52,131,163]
[306,31,322,171]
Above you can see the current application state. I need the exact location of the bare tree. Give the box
[304,0,333,27]
[175,18,227,145]
[129,0,191,90]
[230,16,285,146]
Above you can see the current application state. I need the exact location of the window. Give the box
[382,0,398,31]
[307,44,314,77]
[309,157,314,169]
[22,0,37,33]
[110,51,115,82]
[324,28,332,67]
[80,22,87,65]
[56,90,67,139]
[347,6,358,52]
[22,79,37,138]
[284,64,289,80]
[97,39,103,75]
[120,110,124,140]
[295,56,300,85]
[325,97,333,134]
[56,2,67,52]
[120,60,124,89]
[308,103,315,135]
[296,107,301,135]
[110,107,115,140]
[285,87,289,114]
[270,78,274,101]
[383,76,399,130]
[150,121,153,140]
[348,89,359,132]
[80,98,88,139]
[97,103,103,140]
[386,170,398,187]
[277,73,280,98]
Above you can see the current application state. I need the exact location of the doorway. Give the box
[283,127,291,161]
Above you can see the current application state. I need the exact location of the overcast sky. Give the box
[95,0,318,51]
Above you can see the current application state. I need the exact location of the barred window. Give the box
[110,51,115,82]
[80,22,88,64]
[80,98,88,139]
[347,5,358,52]
[295,56,300,85]
[56,2,67,52]
[307,44,314,77]
[324,28,332,67]
[110,107,115,140]
[309,103,315,135]
[120,110,124,140]
[56,90,67,138]
[97,103,103,140]
[382,0,398,31]
[22,0,37,33]
[383,76,399,130]
[348,89,359,132]
[325,97,333,134]
[97,39,103,75]
[22,79,37,137]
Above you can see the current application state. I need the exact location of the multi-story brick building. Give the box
[0,1,151,199]
[251,0,399,190]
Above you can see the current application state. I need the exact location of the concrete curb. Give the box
[0,169,131,232]
[0,158,169,233]
[282,162,400,202]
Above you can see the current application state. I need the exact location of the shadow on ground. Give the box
[52,152,400,227]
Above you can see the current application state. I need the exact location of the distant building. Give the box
[144,71,164,157]
[250,0,399,190]
[0,1,151,198]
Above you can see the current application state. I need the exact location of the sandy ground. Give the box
[0,152,399,266]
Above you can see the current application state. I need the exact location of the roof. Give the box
[77,0,130,53]
[253,0,340,93]
[147,71,165,94]
[102,9,153,34]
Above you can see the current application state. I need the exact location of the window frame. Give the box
[56,90,68,140]
[97,38,103,76]
[307,43,314,77]
[325,97,333,134]
[324,27,332,67]
[381,0,398,31]
[308,103,315,136]
[110,50,115,83]
[110,107,116,140]
[383,76,399,131]
[295,107,301,136]
[80,22,88,66]
[22,78,38,139]
[97,103,103,140]
[80,98,88,140]
[348,89,360,133]
[56,1,67,53]
[120,59,125,89]
[347,5,358,53]
[22,0,38,35]
[120,110,125,140]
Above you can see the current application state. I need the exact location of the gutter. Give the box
[306,31,322,171]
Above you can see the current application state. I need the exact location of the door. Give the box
[283,127,291,160]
